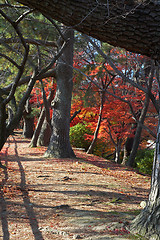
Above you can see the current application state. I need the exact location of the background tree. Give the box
[2,1,160,238]
[44,27,76,158]
[71,39,156,164]
[0,2,67,166]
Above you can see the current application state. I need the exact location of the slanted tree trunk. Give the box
[44,27,76,158]
[125,64,154,166]
[37,119,52,146]
[18,0,160,59]
[126,95,150,167]
[30,87,55,147]
[29,107,46,147]
[37,79,53,146]
[87,91,105,154]
[122,136,135,165]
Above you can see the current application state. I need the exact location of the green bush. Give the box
[135,149,154,175]
[70,123,93,151]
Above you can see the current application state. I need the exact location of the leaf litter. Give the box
[0,132,150,239]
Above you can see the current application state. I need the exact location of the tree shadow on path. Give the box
[12,136,44,240]
[0,142,10,240]
[0,136,44,240]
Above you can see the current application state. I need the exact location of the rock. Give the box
[140,201,146,208]
[73,234,83,239]
[55,204,70,209]
[62,176,72,181]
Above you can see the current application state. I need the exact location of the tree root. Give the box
[129,208,160,240]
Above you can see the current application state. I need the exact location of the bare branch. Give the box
[3,69,56,93]
[0,52,20,69]
[16,9,34,24]
[0,38,57,47]
[37,39,69,77]
[84,35,148,94]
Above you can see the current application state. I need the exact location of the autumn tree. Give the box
[72,41,156,164]
[44,27,76,158]
[0,2,68,167]
[5,1,160,238]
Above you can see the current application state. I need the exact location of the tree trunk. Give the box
[122,137,134,165]
[129,66,160,239]
[44,27,76,158]
[126,95,150,167]
[29,107,46,147]
[114,138,122,164]
[22,116,34,138]
[18,0,160,59]
[0,101,7,152]
[126,64,154,166]
[37,119,51,146]
[29,87,54,147]
[7,105,14,126]
[87,91,105,154]
[22,99,34,138]
[130,120,160,239]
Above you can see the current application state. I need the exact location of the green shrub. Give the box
[135,149,154,175]
[70,123,93,151]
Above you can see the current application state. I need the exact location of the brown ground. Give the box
[0,132,150,240]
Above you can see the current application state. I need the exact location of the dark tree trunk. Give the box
[22,116,34,138]
[0,101,7,152]
[22,99,34,138]
[44,28,76,158]
[126,95,150,167]
[29,107,46,147]
[37,119,51,146]
[18,0,160,60]
[87,91,105,154]
[29,87,54,147]
[122,137,135,165]
[122,60,153,166]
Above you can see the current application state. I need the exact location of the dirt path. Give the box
[0,133,150,239]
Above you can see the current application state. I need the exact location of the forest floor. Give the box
[0,131,150,240]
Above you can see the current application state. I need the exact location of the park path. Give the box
[0,132,150,239]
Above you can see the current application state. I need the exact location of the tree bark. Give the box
[126,63,154,166]
[0,101,7,151]
[87,91,105,154]
[22,117,34,138]
[29,107,46,147]
[18,0,160,59]
[126,95,150,167]
[130,117,160,240]
[122,136,135,165]
[44,27,76,158]
[37,119,52,146]
[129,65,160,239]
[22,99,34,138]
[114,138,122,164]
[29,87,54,147]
